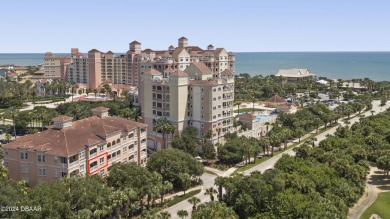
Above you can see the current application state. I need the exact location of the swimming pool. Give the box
[255,115,273,122]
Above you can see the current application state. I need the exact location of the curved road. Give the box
[348,167,380,219]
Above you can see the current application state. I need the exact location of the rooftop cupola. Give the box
[178,37,188,48]
[92,107,110,118]
[52,116,73,129]
[207,44,214,50]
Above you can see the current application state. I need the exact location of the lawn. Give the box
[234,108,265,113]
[166,189,201,207]
[361,192,390,219]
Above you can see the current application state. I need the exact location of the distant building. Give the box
[341,82,367,90]
[275,68,313,82]
[3,107,147,186]
[13,66,28,75]
[265,95,291,112]
[42,52,71,79]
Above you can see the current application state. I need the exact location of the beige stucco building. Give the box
[3,107,147,186]
[142,61,235,150]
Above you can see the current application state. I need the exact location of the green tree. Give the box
[204,187,218,201]
[188,196,201,212]
[147,149,203,190]
[192,201,238,219]
[177,209,189,219]
[377,155,390,176]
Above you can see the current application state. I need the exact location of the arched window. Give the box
[117,139,120,144]
[112,140,116,146]
[107,142,111,147]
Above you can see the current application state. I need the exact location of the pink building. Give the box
[3,107,147,186]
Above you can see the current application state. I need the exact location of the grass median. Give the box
[166,189,202,207]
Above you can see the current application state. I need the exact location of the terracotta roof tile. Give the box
[89,49,101,53]
[267,95,286,103]
[4,115,146,157]
[144,69,162,75]
[170,70,188,77]
[52,115,73,122]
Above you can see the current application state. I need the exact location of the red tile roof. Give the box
[4,115,146,157]
[52,115,73,122]
[221,69,234,75]
[267,95,286,103]
[144,69,162,75]
[171,70,188,77]
[186,62,212,74]
[89,49,101,53]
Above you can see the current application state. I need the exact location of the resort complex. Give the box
[1,39,390,219]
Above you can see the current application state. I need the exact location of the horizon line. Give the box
[1,51,390,54]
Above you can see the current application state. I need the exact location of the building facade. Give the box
[3,107,147,186]
[42,52,71,79]
[142,61,235,150]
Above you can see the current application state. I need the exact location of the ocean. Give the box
[0,52,389,81]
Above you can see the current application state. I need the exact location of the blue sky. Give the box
[1,0,389,52]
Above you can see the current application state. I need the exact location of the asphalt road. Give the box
[164,100,389,218]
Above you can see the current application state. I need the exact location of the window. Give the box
[38,155,45,162]
[213,106,216,110]
[99,144,104,151]
[122,136,126,141]
[38,168,46,176]
[128,144,134,150]
[20,152,28,160]
[80,164,85,172]
[213,115,216,119]
[201,124,204,128]
[100,157,104,164]
[123,147,127,152]
[54,170,58,177]
[54,156,58,163]
[80,151,85,159]
[213,97,216,101]
[218,105,221,109]
[21,165,29,173]
[100,170,105,176]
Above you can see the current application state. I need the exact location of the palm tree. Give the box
[269,133,281,156]
[158,211,171,219]
[177,210,189,219]
[215,176,225,201]
[159,181,173,207]
[6,107,19,139]
[216,128,222,144]
[188,196,201,212]
[282,129,293,150]
[155,117,173,149]
[204,187,217,201]
[295,128,305,143]
[264,122,271,136]
[234,101,242,114]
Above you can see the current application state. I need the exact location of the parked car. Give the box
[0,139,8,144]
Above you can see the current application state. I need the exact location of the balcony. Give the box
[69,160,79,168]
[90,165,98,172]
[152,89,169,93]
[90,152,97,158]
